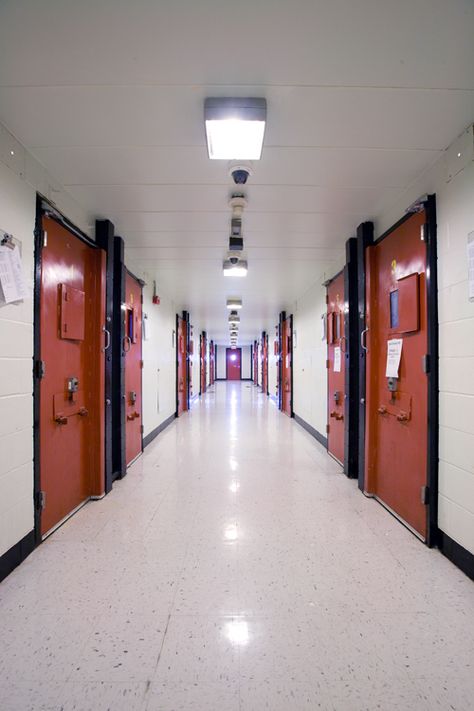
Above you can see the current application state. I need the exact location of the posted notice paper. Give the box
[334,346,342,372]
[0,245,28,304]
[386,338,403,378]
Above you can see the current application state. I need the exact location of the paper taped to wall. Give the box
[0,245,28,304]
[386,338,403,378]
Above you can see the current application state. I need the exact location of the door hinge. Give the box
[326,359,330,369]
[140,360,144,369]
[422,354,430,374]
[421,485,429,505]
[36,490,46,510]
[140,424,144,434]
[326,424,330,434]
[35,360,46,379]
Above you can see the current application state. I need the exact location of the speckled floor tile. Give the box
[0,382,473,711]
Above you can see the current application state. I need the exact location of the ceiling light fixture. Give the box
[226,298,242,310]
[223,259,248,277]
[204,98,267,160]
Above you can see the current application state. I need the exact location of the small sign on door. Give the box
[334,346,342,372]
[386,338,403,378]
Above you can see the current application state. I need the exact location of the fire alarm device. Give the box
[152,280,160,305]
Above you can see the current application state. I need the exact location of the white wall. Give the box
[189,323,202,398]
[139,283,177,436]
[0,122,92,558]
[241,345,251,379]
[216,344,226,379]
[292,278,340,437]
[375,129,474,557]
[266,325,279,400]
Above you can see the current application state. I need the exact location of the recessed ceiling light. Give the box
[226,298,242,310]
[204,98,266,160]
[223,260,248,277]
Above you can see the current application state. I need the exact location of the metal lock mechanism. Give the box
[387,377,398,393]
[334,390,341,405]
[129,390,137,405]
[67,376,79,401]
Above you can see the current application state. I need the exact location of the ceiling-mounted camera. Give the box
[229,162,253,186]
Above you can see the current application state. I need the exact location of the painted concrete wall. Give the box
[375,132,474,556]
[0,123,92,558]
[241,345,252,379]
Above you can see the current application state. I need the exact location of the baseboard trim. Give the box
[438,530,474,581]
[294,413,328,449]
[143,413,176,449]
[0,530,35,583]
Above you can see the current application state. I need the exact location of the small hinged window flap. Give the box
[421,485,429,505]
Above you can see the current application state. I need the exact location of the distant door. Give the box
[281,314,292,416]
[200,333,207,394]
[226,348,241,380]
[177,314,188,416]
[210,341,215,385]
[327,272,345,465]
[124,272,143,466]
[262,333,268,394]
[365,210,430,539]
[253,341,258,384]
[38,215,106,537]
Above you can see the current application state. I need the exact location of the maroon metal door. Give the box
[124,272,142,466]
[39,216,105,536]
[177,315,188,416]
[227,348,241,380]
[327,272,345,464]
[281,315,292,416]
[364,211,429,539]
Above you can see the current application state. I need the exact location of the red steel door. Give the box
[177,315,188,416]
[365,211,428,538]
[39,216,105,536]
[210,341,215,385]
[124,272,143,466]
[281,316,292,416]
[327,272,345,464]
[227,348,241,380]
[253,341,258,384]
[200,333,207,394]
[262,334,268,394]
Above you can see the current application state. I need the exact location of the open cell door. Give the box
[327,272,345,465]
[124,271,143,467]
[364,206,435,540]
[37,214,105,537]
[177,313,188,416]
[280,314,293,417]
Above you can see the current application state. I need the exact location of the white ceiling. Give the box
[0,0,473,343]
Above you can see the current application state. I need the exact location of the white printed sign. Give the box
[386,339,403,378]
[334,346,342,373]
[0,245,28,304]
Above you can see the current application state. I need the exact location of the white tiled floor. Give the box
[1,381,473,710]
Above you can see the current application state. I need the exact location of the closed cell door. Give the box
[281,315,292,416]
[38,216,105,537]
[365,210,429,539]
[200,334,207,394]
[253,341,258,384]
[327,272,345,464]
[124,272,143,466]
[227,348,241,380]
[177,315,188,416]
[262,334,268,394]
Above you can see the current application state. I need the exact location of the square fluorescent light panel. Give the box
[205,98,267,160]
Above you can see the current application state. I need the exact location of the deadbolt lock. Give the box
[334,390,341,404]
[387,377,398,392]
[129,390,137,405]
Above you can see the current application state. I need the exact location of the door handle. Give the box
[123,335,131,353]
[78,407,89,417]
[102,326,111,352]
[361,328,369,352]
[340,335,347,353]
[55,415,68,425]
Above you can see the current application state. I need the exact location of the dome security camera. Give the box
[228,162,253,186]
